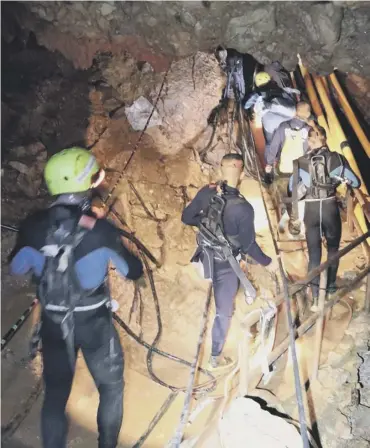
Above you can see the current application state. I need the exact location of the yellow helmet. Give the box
[255,71,272,87]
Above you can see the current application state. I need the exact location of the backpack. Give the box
[37,211,89,366]
[198,184,244,252]
[264,61,292,89]
[308,149,342,199]
[197,183,257,302]
[279,123,308,174]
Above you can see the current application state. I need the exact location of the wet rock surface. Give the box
[3,2,370,77]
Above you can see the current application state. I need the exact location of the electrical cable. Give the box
[1,223,216,392]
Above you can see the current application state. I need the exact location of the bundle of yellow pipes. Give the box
[297,58,370,249]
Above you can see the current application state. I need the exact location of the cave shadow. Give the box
[1,2,92,157]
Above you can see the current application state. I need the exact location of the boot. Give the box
[310,296,319,312]
[288,218,301,236]
[208,354,234,371]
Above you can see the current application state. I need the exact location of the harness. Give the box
[196,183,256,303]
[35,207,111,367]
[291,148,345,238]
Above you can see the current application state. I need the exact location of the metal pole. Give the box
[311,271,327,381]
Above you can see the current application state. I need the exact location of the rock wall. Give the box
[4,1,370,76]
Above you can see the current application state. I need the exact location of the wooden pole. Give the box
[365,273,370,314]
[346,191,355,234]
[312,270,327,380]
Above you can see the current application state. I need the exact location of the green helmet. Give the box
[44,147,100,196]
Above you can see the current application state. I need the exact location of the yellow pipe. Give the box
[321,77,330,96]
[312,74,369,246]
[312,75,366,190]
[329,72,370,158]
[298,62,336,152]
[298,57,369,246]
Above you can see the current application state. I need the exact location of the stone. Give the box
[218,397,302,448]
[333,412,353,440]
[100,3,116,17]
[350,405,370,439]
[9,161,28,175]
[318,366,350,389]
[359,352,370,388]
[140,62,154,74]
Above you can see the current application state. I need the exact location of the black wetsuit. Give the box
[182,184,271,356]
[10,199,143,448]
[288,147,361,298]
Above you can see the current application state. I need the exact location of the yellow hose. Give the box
[329,72,370,158]
[312,74,369,247]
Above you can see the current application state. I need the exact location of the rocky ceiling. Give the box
[3,1,370,76]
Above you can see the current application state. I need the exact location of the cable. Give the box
[168,283,213,447]
[1,299,38,351]
[248,124,310,448]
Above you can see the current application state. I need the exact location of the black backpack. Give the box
[198,184,244,252]
[308,149,343,199]
[37,211,88,366]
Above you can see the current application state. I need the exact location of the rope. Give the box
[248,125,310,448]
[103,64,171,207]
[168,283,213,447]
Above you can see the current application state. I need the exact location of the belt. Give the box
[45,298,108,312]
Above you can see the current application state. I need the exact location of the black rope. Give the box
[1,298,38,351]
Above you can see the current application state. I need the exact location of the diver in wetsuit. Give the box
[288,127,360,304]
[10,147,143,448]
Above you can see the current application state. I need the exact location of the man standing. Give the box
[288,127,360,305]
[182,153,276,370]
[10,147,143,448]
